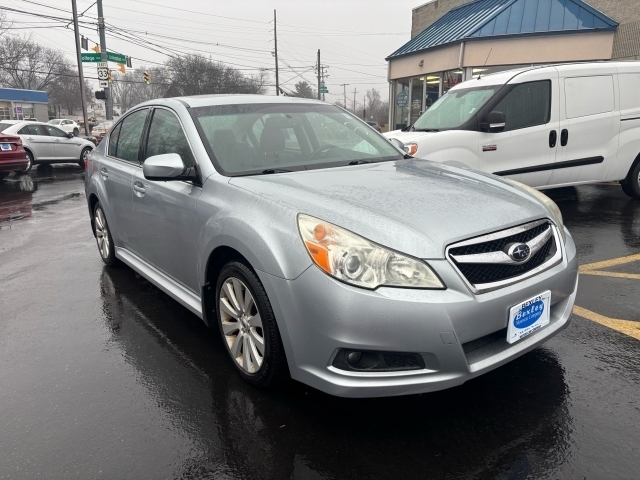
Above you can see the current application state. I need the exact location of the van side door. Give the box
[549,64,619,186]
[478,69,560,187]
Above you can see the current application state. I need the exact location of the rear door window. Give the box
[44,125,68,137]
[114,109,149,164]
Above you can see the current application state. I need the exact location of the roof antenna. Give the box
[477,48,492,80]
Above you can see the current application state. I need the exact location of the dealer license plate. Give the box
[506,291,551,344]
[0,143,10,151]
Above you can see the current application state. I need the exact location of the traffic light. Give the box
[95,90,106,100]
[117,63,126,74]
[91,44,100,53]
[143,71,150,85]
[107,70,112,83]
[81,36,88,50]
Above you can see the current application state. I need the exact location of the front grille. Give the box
[447,220,561,293]
[462,328,507,354]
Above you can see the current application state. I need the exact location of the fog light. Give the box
[347,351,362,365]
[332,349,425,372]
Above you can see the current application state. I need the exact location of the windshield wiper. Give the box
[348,160,373,165]
[261,168,292,174]
[413,128,439,132]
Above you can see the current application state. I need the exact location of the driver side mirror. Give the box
[480,111,506,133]
[143,153,197,181]
[67,132,74,138]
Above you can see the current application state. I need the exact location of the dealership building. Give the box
[387,0,639,130]
[0,88,49,122]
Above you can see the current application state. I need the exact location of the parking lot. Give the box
[0,166,638,479]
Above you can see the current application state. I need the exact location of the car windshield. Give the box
[48,119,62,124]
[191,103,403,176]
[412,86,499,130]
[0,123,12,132]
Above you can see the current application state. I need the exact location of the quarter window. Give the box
[491,81,551,132]
[114,109,149,164]
[145,109,195,167]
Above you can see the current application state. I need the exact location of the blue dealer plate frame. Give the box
[507,290,551,344]
[1,143,11,151]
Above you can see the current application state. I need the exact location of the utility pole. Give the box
[273,10,279,96]
[363,94,366,120]
[97,0,112,120]
[317,50,321,100]
[340,84,349,109]
[352,88,358,114]
[71,0,89,136]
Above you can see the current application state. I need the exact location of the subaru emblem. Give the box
[507,243,531,262]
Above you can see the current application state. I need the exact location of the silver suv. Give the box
[84,95,579,398]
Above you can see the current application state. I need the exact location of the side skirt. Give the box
[115,247,203,319]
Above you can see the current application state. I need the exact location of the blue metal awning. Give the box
[0,88,49,103]
[388,0,618,60]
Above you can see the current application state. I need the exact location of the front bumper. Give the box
[258,230,579,398]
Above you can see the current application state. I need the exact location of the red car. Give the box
[0,134,28,181]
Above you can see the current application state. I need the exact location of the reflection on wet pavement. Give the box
[0,170,639,478]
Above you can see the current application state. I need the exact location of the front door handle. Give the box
[54,139,61,143]
[560,129,569,147]
[100,167,108,179]
[133,181,146,196]
[549,130,557,148]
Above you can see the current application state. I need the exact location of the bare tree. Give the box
[165,54,265,95]
[111,67,171,112]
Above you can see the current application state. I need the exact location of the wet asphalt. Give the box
[0,166,638,479]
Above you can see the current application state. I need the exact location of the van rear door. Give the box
[549,64,619,186]
[479,68,560,187]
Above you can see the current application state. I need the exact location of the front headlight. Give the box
[297,214,444,289]
[404,143,418,156]
[506,179,566,243]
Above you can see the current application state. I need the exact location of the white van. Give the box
[385,62,640,199]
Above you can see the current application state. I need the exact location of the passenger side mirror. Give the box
[143,153,196,181]
[480,111,506,133]
[388,137,405,153]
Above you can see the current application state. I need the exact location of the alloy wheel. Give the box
[94,208,110,260]
[219,277,265,374]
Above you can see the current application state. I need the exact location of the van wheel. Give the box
[621,161,640,199]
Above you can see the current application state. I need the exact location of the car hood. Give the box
[384,129,439,143]
[229,159,549,259]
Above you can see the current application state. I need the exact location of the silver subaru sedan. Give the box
[84,95,578,398]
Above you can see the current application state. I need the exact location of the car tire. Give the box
[215,261,288,387]
[79,147,91,169]
[621,161,640,199]
[19,150,33,173]
[73,128,79,136]
[93,202,118,267]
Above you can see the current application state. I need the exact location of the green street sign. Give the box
[81,53,101,62]
[107,52,126,64]
[321,87,329,93]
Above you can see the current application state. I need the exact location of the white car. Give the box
[0,120,94,172]
[91,121,115,139]
[386,61,640,199]
[48,119,81,136]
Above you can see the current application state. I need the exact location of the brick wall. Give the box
[411,0,640,59]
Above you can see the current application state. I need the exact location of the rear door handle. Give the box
[560,129,569,147]
[549,130,557,148]
[100,167,108,179]
[133,181,146,196]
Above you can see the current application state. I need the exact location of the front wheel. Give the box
[93,202,118,266]
[19,150,33,173]
[215,261,288,387]
[621,161,640,199]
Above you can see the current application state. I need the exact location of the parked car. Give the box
[84,95,578,398]
[386,62,640,199]
[0,120,94,172]
[48,119,80,136]
[366,121,382,132]
[0,133,29,180]
[91,121,115,143]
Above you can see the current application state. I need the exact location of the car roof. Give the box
[136,93,329,109]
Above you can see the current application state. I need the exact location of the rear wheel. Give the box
[621,161,640,199]
[19,150,33,173]
[93,202,118,266]
[79,147,91,169]
[73,127,79,136]
[215,261,288,387]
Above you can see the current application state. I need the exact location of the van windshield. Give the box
[412,86,499,131]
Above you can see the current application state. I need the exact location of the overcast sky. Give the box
[3,0,423,107]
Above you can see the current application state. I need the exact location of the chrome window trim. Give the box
[144,105,200,172]
[445,219,564,295]
[104,107,150,166]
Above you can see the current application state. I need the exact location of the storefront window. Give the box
[425,75,440,110]
[442,69,463,94]
[410,77,424,125]
[13,103,35,120]
[393,79,410,130]
[0,102,10,120]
